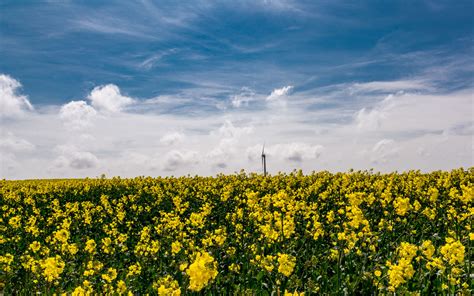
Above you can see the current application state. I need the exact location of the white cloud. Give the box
[253,0,304,13]
[351,80,430,93]
[247,142,323,163]
[372,139,393,153]
[0,74,34,118]
[207,138,237,168]
[139,49,178,70]
[277,143,323,162]
[72,17,156,40]
[417,147,430,157]
[370,139,399,164]
[87,84,135,113]
[266,85,294,101]
[355,108,385,131]
[160,132,185,146]
[59,100,97,130]
[355,90,473,134]
[355,94,396,131]
[231,87,255,108]
[213,120,253,138]
[207,120,254,167]
[1,73,472,178]
[122,151,151,166]
[0,132,35,152]
[162,150,198,171]
[53,145,99,170]
[0,131,35,178]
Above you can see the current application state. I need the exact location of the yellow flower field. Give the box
[0,168,472,294]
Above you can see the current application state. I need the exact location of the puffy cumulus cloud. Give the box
[247,142,323,162]
[246,145,265,162]
[59,100,97,130]
[0,132,35,178]
[0,74,34,118]
[417,147,430,157]
[231,87,255,108]
[87,84,135,113]
[0,132,35,152]
[160,132,184,146]
[354,90,472,134]
[266,85,294,101]
[355,94,396,131]
[213,120,253,138]
[0,152,16,175]
[446,122,474,136]
[276,143,324,162]
[355,108,385,131]
[207,138,237,168]
[121,151,151,166]
[162,150,199,171]
[372,139,394,153]
[53,145,99,170]
[207,121,254,167]
[370,139,399,164]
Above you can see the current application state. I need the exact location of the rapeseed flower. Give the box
[284,290,304,296]
[277,253,296,277]
[8,216,21,229]
[153,275,181,295]
[29,241,41,253]
[40,256,65,282]
[85,239,96,254]
[186,252,218,291]
[171,241,182,254]
[393,197,411,216]
[116,280,127,294]
[101,267,118,283]
[420,240,435,259]
[440,238,465,265]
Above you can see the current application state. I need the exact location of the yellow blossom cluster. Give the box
[185,252,218,291]
[440,237,465,266]
[387,242,417,291]
[40,256,65,282]
[277,253,296,277]
[153,275,181,295]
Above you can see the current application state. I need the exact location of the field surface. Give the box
[0,169,472,295]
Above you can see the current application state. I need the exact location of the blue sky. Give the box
[1,0,473,178]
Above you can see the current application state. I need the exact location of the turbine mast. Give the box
[261,144,267,176]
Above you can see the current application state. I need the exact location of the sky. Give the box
[0,0,473,179]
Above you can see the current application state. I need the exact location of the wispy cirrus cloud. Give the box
[266,85,294,101]
[351,80,432,93]
[231,87,256,108]
[72,18,156,39]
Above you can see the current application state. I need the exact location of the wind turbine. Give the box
[261,143,267,176]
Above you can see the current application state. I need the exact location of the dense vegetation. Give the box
[0,168,472,295]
